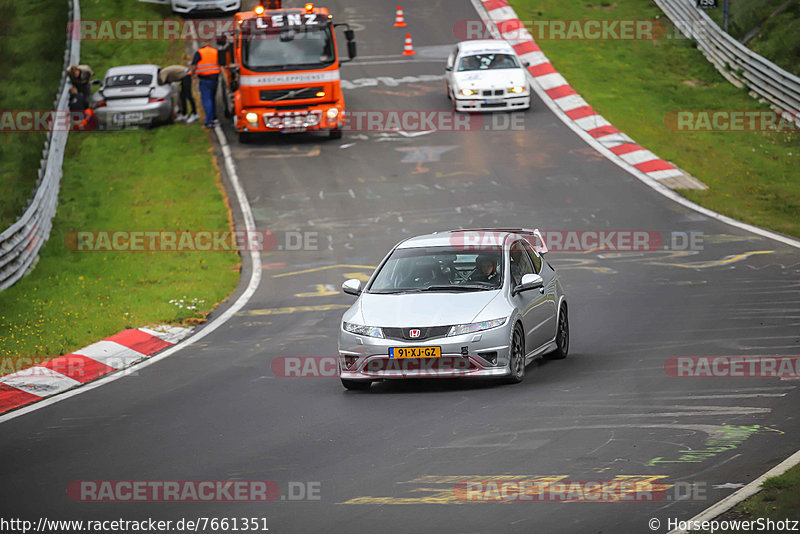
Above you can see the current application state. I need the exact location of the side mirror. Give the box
[522,60,530,67]
[345,29,355,41]
[347,40,357,60]
[342,279,362,296]
[512,273,544,296]
[445,65,453,71]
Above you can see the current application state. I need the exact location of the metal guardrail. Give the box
[0,0,81,290]
[654,0,800,126]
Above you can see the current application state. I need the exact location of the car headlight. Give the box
[326,107,339,120]
[245,112,258,125]
[343,322,384,338]
[448,318,507,337]
[508,86,527,94]
[459,88,478,96]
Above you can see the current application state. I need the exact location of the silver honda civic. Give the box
[338,229,569,390]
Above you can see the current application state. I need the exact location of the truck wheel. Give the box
[329,129,342,140]
[238,132,252,144]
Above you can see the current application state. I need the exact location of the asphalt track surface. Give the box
[3,1,800,533]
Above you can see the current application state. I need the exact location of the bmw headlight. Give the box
[448,318,507,337]
[459,88,478,96]
[508,86,527,94]
[343,322,384,338]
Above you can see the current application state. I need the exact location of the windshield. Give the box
[242,25,335,72]
[105,74,152,87]
[368,247,504,294]
[457,53,520,72]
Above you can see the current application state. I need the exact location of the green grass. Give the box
[689,463,800,533]
[0,0,69,227]
[0,0,239,366]
[510,0,800,238]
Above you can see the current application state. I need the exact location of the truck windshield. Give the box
[242,26,335,72]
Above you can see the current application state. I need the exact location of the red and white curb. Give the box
[0,326,192,414]
[478,0,699,187]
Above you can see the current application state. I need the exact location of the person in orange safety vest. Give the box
[190,44,221,128]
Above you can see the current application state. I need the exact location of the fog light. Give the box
[326,107,339,120]
[245,112,258,125]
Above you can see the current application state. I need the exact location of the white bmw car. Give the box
[446,40,531,112]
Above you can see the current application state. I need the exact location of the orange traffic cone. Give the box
[393,5,407,27]
[401,33,416,56]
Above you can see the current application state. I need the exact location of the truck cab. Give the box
[220,1,356,142]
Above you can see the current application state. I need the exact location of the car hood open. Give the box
[357,290,502,327]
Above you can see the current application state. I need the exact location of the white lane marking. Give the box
[518,51,550,67]
[618,149,660,166]
[73,341,146,370]
[649,168,685,180]
[0,367,81,397]
[553,94,589,112]
[0,126,262,425]
[574,115,612,131]
[534,73,569,91]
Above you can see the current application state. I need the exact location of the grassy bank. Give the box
[510,0,800,238]
[0,0,69,227]
[0,1,239,366]
[691,463,800,533]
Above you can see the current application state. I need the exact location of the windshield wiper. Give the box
[419,285,495,292]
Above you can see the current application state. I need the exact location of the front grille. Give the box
[481,89,505,97]
[260,87,324,102]
[383,326,451,341]
[481,102,507,108]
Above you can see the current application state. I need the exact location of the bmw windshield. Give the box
[242,25,335,72]
[368,247,504,294]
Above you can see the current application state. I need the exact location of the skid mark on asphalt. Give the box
[237,304,350,316]
[340,475,671,505]
[272,264,377,278]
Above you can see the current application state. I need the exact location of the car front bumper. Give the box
[338,325,512,380]
[454,94,530,112]
[171,0,240,14]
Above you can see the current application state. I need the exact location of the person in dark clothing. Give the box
[469,254,501,285]
[159,65,198,123]
[67,65,93,101]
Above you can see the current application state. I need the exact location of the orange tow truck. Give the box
[220,1,356,142]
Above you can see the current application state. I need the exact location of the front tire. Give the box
[544,304,569,360]
[341,379,371,391]
[504,324,525,384]
[329,129,342,140]
[238,132,253,144]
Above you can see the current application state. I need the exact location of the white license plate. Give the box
[112,112,144,124]
[195,3,215,9]
[280,126,307,134]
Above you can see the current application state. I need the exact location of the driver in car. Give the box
[469,255,500,284]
